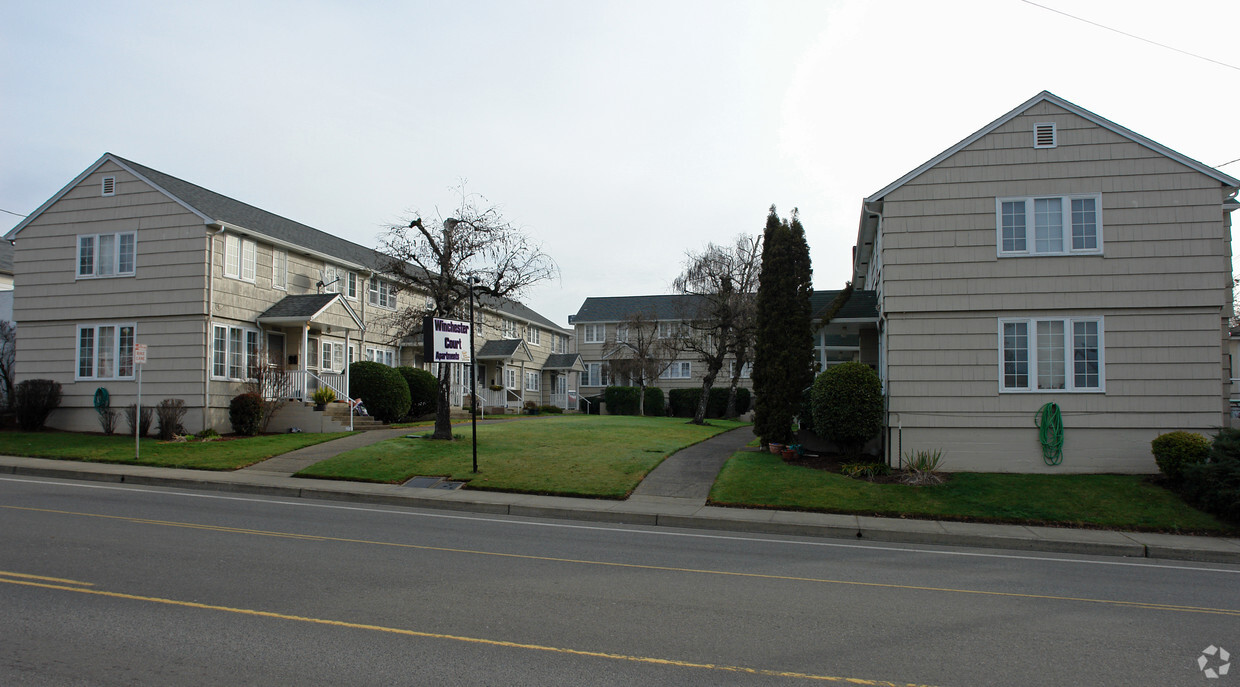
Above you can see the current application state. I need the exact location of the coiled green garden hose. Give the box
[1035,402,1063,466]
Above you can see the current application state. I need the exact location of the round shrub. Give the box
[1151,431,1211,485]
[644,387,665,416]
[15,379,62,431]
[811,362,883,459]
[397,366,438,419]
[229,392,264,436]
[348,362,412,424]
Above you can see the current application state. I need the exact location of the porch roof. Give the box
[256,293,364,329]
[543,353,585,372]
[477,338,534,362]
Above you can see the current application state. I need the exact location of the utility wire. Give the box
[0,208,27,218]
[1020,0,1240,73]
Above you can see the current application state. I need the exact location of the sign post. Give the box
[423,315,478,471]
[133,343,147,459]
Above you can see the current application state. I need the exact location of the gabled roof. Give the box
[866,90,1239,203]
[571,294,708,323]
[257,293,364,329]
[543,353,585,371]
[7,153,563,332]
[477,338,534,362]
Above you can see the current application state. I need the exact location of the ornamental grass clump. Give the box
[902,448,946,485]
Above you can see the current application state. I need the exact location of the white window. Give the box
[369,278,396,309]
[320,341,345,372]
[224,235,257,282]
[210,324,257,380]
[78,232,136,278]
[307,337,319,369]
[999,317,1103,392]
[658,321,685,339]
[615,324,628,343]
[553,333,567,354]
[582,362,608,387]
[525,370,540,391]
[346,271,358,300]
[77,324,135,380]
[528,327,540,346]
[506,368,518,389]
[273,249,287,290]
[660,361,692,379]
[997,195,1101,256]
[501,319,519,339]
[348,344,357,365]
[365,346,395,366]
[583,324,604,344]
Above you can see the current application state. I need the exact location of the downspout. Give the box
[204,222,226,431]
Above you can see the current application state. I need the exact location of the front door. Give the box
[266,332,285,367]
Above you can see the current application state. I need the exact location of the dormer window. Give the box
[1033,123,1057,149]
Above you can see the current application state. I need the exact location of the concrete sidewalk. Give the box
[1,426,1238,565]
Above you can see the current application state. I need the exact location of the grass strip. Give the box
[0,431,352,471]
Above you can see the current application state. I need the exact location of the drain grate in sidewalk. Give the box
[403,476,463,490]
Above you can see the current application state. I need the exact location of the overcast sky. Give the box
[4,0,1239,326]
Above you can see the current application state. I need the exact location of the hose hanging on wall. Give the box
[1034,402,1063,466]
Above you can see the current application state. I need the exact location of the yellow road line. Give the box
[0,575,936,686]
[0,569,93,586]
[6,505,1239,617]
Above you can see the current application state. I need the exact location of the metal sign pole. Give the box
[134,343,147,460]
[469,280,479,473]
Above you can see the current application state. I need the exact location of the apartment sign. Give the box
[423,316,471,364]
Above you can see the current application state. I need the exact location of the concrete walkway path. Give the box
[629,426,757,505]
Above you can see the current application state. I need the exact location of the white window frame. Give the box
[582,362,608,387]
[660,361,692,379]
[321,341,345,372]
[528,327,540,346]
[365,346,395,366]
[224,235,257,282]
[210,323,259,381]
[996,194,1102,257]
[998,316,1104,393]
[368,278,396,309]
[525,370,540,392]
[506,367,519,389]
[77,323,136,380]
[77,232,136,279]
[307,336,320,369]
[273,249,287,290]
[582,324,604,344]
[346,271,358,300]
[501,319,519,339]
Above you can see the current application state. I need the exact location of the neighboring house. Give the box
[0,241,14,322]
[851,91,1238,473]
[5,153,577,433]
[570,295,754,403]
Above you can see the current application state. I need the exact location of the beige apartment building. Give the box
[5,154,578,433]
[853,91,1238,473]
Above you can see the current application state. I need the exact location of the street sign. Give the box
[134,343,147,364]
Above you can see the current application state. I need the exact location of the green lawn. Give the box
[711,450,1230,533]
[0,431,352,471]
[298,415,747,498]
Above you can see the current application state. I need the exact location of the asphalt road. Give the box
[0,474,1236,686]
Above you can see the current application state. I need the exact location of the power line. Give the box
[1215,158,1240,169]
[1020,0,1240,73]
[0,208,27,218]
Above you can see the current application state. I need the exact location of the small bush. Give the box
[348,362,411,424]
[811,362,883,460]
[524,400,539,415]
[229,393,264,436]
[311,386,336,405]
[604,386,641,416]
[195,428,221,440]
[668,388,699,418]
[1176,428,1240,523]
[902,449,946,485]
[841,462,891,480]
[97,408,119,435]
[397,366,438,419]
[539,404,564,414]
[643,387,665,416]
[155,399,187,440]
[1151,431,1211,485]
[15,379,62,431]
[124,404,154,437]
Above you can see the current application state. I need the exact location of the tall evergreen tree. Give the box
[752,205,813,446]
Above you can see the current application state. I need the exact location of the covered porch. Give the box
[256,293,365,402]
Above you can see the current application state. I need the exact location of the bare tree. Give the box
[672,235,762,425]
[378,187,558,440]
[0,320,14,410]
[607,310,680,416]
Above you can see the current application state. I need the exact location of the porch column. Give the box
[301,324,310,400]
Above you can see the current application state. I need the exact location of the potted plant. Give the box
[311,386,336,411]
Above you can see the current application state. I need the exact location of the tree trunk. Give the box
[691,364,722,425]
[638,379,646,416]
[724,373,740,419]
[432,365,454,440]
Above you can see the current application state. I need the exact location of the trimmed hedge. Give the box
[1151,431,1210,485]
[1177,428,1240,523]
[349,362,412,424]
[667,387,749,419]
[810,362,883,458]
[229,393,264,436]
[644,387,666,416]
[15,379,61,431]
[603,386,641,416]
[397,366,438,418]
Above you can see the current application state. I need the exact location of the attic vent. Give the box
[1033,123,1057,149]
[101,176,116,196]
